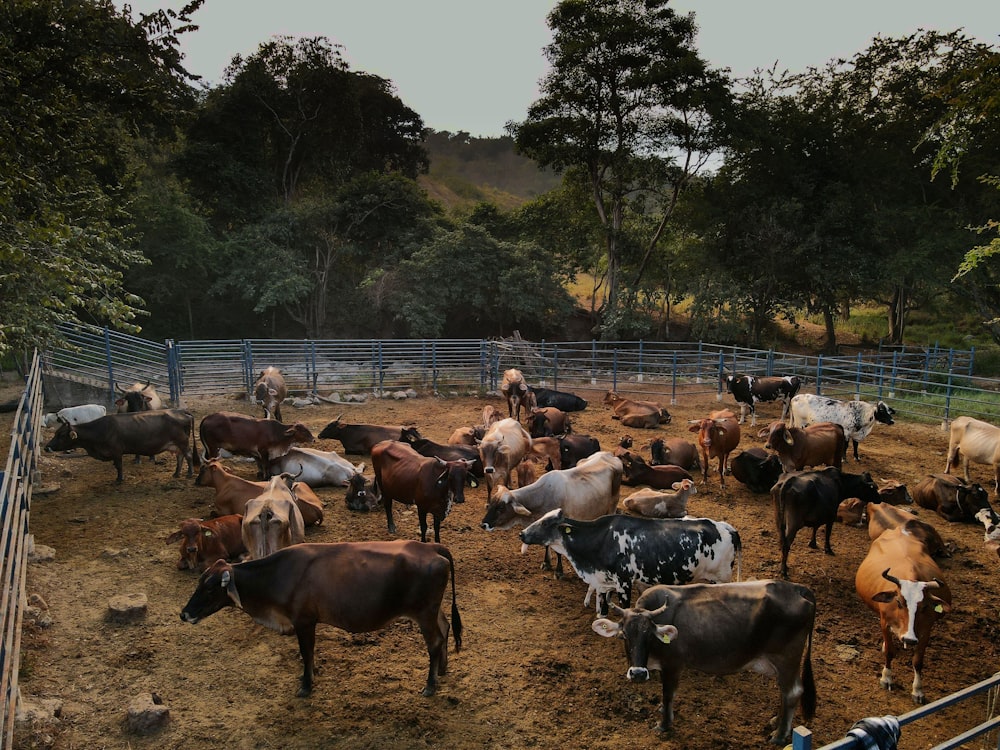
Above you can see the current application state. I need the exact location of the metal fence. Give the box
[0,351,42,749]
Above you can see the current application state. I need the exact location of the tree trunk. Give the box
[822,308,838,354]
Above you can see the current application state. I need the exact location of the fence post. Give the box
[816,356,823,396]
[166,340,180,405]
[309,341,318,395]
[540,340,546,385]
[697,341,703,383]
[944,368,954,426]
[671,352,678,405]
[103,327,115,393]
[767,349,774,377]
[855,352,863,400]
[889,351,898,399]
[553,347,559,391]
[242,340,254,396]
[877,362,884,401]
[612,349,618,391]
[791,726,812,750]
[638,340,644,383]
[591,340,597,385]
[377,341,385,395]
[969,345,976,377]
[432,340,438,394]
[716,352,725,401]
[923,347,932,393]
[479,341,487,391]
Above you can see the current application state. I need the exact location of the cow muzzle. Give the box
[484,467,494,474]
[626,667,650,683]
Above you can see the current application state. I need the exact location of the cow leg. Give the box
[431,512,443,544]
[822,522,834,555]
[657,669,681,732]
[779,527,800,579]
[910,640,929,704]
[879,623,897,692]
[274,405,282,423]
[294,622,318,697]
[384,498,398,536]
[852,439,861,462]
[807,527,819,549]
[114,455,125,483]
[172,448,184,478]
[770,655,805,745]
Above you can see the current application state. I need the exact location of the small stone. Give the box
[125,692,169,734]
[107,593,148,624]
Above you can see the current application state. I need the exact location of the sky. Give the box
[121,1,1000,138]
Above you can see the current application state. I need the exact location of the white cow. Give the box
[945,416,1000,493]
[42,404,107,428]
[788,393,895,462]
[268,446,365,488]
[241,475,305,560]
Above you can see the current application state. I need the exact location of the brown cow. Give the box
[317,417,416,454]
[866,504,949,558]
[528,407,571,438]
[241,475,306,560]
[687,409,741,487]
[621,480,697,518]
[478,418,532,497]
[448,426,483,446]
[603,391,671,429]
[515,454,544,487]
[527,436,562,471]
[372,440,474,543]
[763,421,846,473]
[620,453,693,489]
[500,368,531,421]
[194,458,324,525]
[558,434,601,469]
[253,366,287,422]
[345,471,379,513]
[200,412,313,478]
[166,514,246,571]
[912,473,1000,526]
[649,437,701,471]
[855,526,952,704]
[180,541,462,697]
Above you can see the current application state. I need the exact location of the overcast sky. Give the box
[121,1,1000,137]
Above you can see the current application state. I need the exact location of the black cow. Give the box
[180,541,462,698]
[317,417,416,454]
[558,434,601,469]
[724,374,801,427]
[400,427,483,480]
[591,580,816,744]
[528,386,588,412]
[45,409,199,482]
[730,447,783,493]
[519,509,741,615]
[772,467,880,578]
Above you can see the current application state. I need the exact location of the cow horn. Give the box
[881,568,902,586]
[608,602,627,618]
[929,578,945,590]
[115,383,125,393]
[643,603,669,619]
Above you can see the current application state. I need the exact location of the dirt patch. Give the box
[8,386,1000,749]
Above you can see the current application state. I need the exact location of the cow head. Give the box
[480,486,532,531]
[285,423,315,444]
[345,472,378,512]
[436,457,473,507]
[44,421,78,452]
[317,417,343,440]
[194,458,225,487]
[400,426,421,444]
[763,421,793,449]
[875,402,896,425]
[878,480,913,505]
[592,600,676,683]
[603,390,621,407]
[180,560,240,623]
[870,568,950,645]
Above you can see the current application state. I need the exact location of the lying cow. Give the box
[771,467,880,578]
[867,504,949,558]
[44,409,199,482]
[604,391,671,429]
[528,407,571,438]
[730,447,782,494]
[620,453,692,489]
[269,446,365,488]
[166,514,246,571]
[41,403,107,428]
[763,420,845,473]
[344,471,379,513]
[253,366,287,422]
[648,437,700,471]
[621,480,696,518]
[519,509,741,615]
[788,394,895,462]
[241,474,306,560]
[855,526,952,704]
[528,386,587,412]
[591,580,816,745]
[724,374,801,427]
[945,416,1000,493]
[372,440,474,543]
[559,434,601,469]
[200,412,313,478]
[180,541,462,697]
[195,458,324,525]
[317,417,416,454]
[912,473,999,531]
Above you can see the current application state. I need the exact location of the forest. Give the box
[2,0,999,362]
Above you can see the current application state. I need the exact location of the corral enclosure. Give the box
[8,383,1000,750]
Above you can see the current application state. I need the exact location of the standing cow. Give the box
[501,368,531,422]
[788,394,895,462]
[724,374,801,426]
[253,366,287,422]
[687,409,741,487]
[114,380,162,412]
[944,416,1000,494]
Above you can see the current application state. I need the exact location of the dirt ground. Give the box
[7,382,1000,750]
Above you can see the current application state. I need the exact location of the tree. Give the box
[0,0,201,359]
[509,0,729,338]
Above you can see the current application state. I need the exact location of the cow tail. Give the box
[188,411,201,470]
[732,528,743,582]
[774,485,787,567]
[439,546,463,652]
[801,622,817,720]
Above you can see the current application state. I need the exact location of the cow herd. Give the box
[34,366,1000,745]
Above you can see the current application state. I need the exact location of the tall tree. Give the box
[510,0,729,338]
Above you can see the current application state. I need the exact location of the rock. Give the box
[125,692,169,734]
[392,391,409,400]
[15,692,62,725]
[100,548,129,559]
[405,388,418,399]
[834,644,860,662]
[107,593,148,624]
[28,544,56,563]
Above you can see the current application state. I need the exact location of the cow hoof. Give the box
[296,685,313,698]
[421,684,437,697]
[912,693,926,705]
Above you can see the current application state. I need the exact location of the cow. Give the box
[837,498,867,527]
[866,504,949,558]
[771,467,880,578]
[878,480,913,506]
[166,514,246,572]
[788,394,895,462]
[481,405,503,430]
[687,409,741,487]
[945,416,1000,493]
[180,541,462,698]
[478,418,532,497]
[447,426,484,446]
[528,436,562,471]
[559,434,601,469]
[194,458,324,525]
[400,427,484,479]
[649,437,700,472]
[515,454,544,487]
[44,409,199,482]
[724,374,802,427]
[480,451,623,578]
[613,435,633,458]
[500,368,530,421]
[620,453,693,489]
[268,446,365,490]
[621,480,696,519]
[114,380,162,412]
[253,366,287,422]
[855,526,952,704]
[527,385,588,412]
[200,412,313,478]
[912,472,1000,532]
[528,407,571,438]
[763,420,846,473]
[344,471,379,513]
[241,474,306,560]
[603,391,671,429]
[730,447,783,494]
[317,417,417,454]
[371,440,474,543]
[518,509,741,616]
[41,404,107,428]
[591,580,816,745]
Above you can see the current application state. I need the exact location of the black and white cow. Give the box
[788,394,895,462]
[528,386,588,412]
[724,374,801,426]
[518,509,741,616]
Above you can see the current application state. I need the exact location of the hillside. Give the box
[419,129,561,212]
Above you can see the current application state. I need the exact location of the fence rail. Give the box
[0,351,42,749]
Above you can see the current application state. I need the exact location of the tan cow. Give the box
[241,475,306,560]
[621,479,697,519]
[500,368,531,422]
[478,418,532,497]
[253,366,287,422]
[603,391,671,429]
[195,458,324,526]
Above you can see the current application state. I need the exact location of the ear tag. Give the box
[659,633,671,644]
[934,604,944,613]
[601,623,610,631]
[560,525,572,535]
[203,530,213,537]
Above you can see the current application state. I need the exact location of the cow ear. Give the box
[221,570,231,588]
[268,388,278,397]
[687,423,699,433]
[784,432,794,446]
[69,429,78,440]
[201,528,214,537]
[929,597,951,615]
[654,624,678,643]
[591,619,620,638]
[115,398,126,407]
[165,531,183,544]
[870,590,896,603]
[512,501,532,517]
